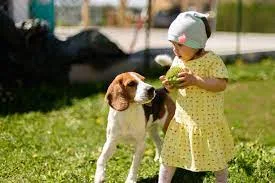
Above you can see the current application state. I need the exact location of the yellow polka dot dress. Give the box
[160,51,234,172]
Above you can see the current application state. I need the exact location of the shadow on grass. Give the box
[0,82,109,115]
[138,169,206,183]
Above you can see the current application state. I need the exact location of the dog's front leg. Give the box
[94,139,118,183]
[148,125,162,161]
[126,141,145,183]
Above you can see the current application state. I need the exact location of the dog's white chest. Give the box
[107,104,146,142]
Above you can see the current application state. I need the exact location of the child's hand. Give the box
[159,75,175,91]
[176,69,198,88]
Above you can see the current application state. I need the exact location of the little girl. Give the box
[158,11,234,183]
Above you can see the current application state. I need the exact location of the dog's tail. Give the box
[154,54,173,67]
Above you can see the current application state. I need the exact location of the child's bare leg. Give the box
[158,164,176,183]
[214,168,228,183]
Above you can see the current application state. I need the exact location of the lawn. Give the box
[0,60,274,182]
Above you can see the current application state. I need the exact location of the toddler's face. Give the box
[171,41,198,62]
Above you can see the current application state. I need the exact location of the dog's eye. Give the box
[127,81,137,87]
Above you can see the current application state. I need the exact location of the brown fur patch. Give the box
[105,72,141,111]
[143,88,175,132]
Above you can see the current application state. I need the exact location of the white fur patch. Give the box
[130,72,155,104]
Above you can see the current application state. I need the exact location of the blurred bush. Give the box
[217,2,275,33]
[227,58,275,82]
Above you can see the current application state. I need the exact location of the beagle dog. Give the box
[94,72,175,183]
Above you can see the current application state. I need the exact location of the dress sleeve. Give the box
[208,56,229,79]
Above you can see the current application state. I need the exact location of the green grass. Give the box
[0,61,275,182]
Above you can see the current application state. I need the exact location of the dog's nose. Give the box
[147,87,155,98]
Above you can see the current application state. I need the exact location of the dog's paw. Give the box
[126,174,137,183]
[94,168,105,183]
[94,176,105,183]
[125,179,136,183]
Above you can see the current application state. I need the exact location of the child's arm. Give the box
[177,71,227,92]
[194,76,227,92]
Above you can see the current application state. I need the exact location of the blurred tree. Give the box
[81,0,91,27]
[118,0,127,26]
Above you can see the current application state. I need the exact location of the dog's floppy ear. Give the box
[105,79,129,111]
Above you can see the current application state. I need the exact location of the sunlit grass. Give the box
[1,61,275,182]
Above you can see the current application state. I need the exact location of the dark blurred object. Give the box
[0,0,9,13]
[153,6,181,28]
[14,18,128,79]
[0,9,127,103]
[68,29,128,69]
[0,9,29,86]
[0,11,128,84]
